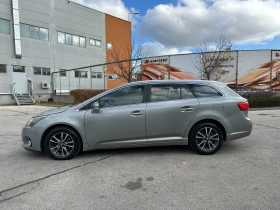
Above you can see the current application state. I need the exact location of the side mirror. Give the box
[92,102,100,113]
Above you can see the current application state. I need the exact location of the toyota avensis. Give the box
[22,80,252,160]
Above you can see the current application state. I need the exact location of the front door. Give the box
[12,66,27,94]
[146,84,199,142]
[84,85,147,148]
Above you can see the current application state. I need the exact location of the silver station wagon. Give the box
[22,80,252,160]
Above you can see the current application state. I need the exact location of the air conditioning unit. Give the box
[42,82,50,89]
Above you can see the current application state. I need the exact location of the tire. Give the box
[189,122,224,155]
[44,126,81,160]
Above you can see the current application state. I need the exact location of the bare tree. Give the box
[106,41,147,83]
[194,28,232,80]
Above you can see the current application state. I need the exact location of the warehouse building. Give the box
[0,0,131,105]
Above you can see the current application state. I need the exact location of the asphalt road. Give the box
[0,106,279,210]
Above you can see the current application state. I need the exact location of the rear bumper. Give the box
[225,112,253,141]
[22,126,42,152]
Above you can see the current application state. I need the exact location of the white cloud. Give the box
[72,0,138,23]
[139,0,280,48]
[142,42,192,56]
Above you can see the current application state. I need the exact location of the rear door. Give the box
[145,83,199,143]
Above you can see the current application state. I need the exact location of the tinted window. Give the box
[99,85,144,107]
[0,64,6,73]
[80,37,86,47]
[20,24,30,37]
[72,35,79,46]
[0,19,10,34]
[192,85,223,97]
[65,34,72,45]
[59,69,67,77]
[39,28,48,41]
[181,86,195,99]
[42,68,50,75]
[30,26,39,39]
[58,32,65,44]
[150,84,181,102]
[13,66,25,72]
[34,67,41,75]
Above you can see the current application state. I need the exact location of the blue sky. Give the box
[74,0,280,56]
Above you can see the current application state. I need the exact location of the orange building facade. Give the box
[105,14,132,89]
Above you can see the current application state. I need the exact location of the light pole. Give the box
[128,12,139,21]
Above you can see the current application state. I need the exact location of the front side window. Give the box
[0,18,10,34]
[192,85,223,97]
[99,85,144,108]
[0,64,6,73]
[20,23,48,41]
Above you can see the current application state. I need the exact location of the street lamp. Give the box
[128,12,139,21]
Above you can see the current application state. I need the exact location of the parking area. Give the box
[0,105,280,210]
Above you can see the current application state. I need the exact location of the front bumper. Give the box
[22,126,42,152]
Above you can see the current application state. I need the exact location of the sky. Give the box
[73,0,280,56]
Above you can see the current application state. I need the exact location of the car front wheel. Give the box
[44,126,81,160]
[190,122,224,155]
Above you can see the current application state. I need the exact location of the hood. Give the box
[34,106,70,117]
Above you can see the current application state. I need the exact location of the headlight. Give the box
[26,116,46,127]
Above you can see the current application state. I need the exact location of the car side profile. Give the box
[22,80,253,160]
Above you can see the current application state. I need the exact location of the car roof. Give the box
[128,80,226,86]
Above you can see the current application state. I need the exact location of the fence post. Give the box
[235,51,239,92]
[270,50,272,92]
[168,55,171,80]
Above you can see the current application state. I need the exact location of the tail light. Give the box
[238,101,249,111]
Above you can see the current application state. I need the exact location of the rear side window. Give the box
[192,85,223,97]
[150,84,194,102]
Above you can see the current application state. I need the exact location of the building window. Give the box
[108,74,118,80]
[0,64,6,73]
[90,38,101,47]
[33,67,50,76]
[34,67,41,75]
[57,32,86,48]
[92,72,102,79]
[0,18,10,34]
[75,71,88,78]
[13,66,25,72]
[20,23,49,41]
[59,69,67,77]
[107,42,113,50]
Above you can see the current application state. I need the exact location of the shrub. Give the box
[70,89,106,104]
[239,92,280,108]
[247,97,280,108]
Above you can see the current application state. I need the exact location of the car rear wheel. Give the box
[189,122,224,155]
[44,126,81,160]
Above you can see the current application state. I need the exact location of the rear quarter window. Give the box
[192,85,223,97]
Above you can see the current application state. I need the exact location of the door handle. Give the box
[181,106,194,112]
[131,110,144,116]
